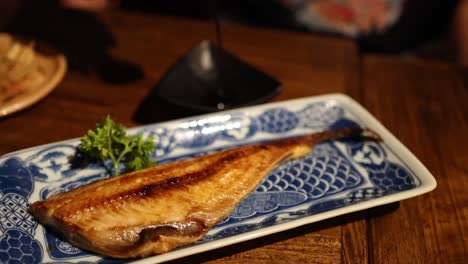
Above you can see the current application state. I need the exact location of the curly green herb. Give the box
[79,116,155,176]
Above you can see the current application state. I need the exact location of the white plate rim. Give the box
[0,93,436,264]
[128,93,437,263]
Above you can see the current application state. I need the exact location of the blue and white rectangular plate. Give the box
[0,94,436,264]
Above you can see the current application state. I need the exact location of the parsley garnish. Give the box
[79,116,155,176]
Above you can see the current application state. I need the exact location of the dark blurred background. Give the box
[119,0,458,53]
[119,0,463,64]
[1,0,466,71]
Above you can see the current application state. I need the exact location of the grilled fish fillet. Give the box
[29,127,379,259]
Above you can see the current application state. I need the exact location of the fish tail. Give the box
[298,127,382,145]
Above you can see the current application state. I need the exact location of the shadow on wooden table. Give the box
[133,94,207,124]
[166,203,400,264]
[133,83,277,124]
[5,2,143,84]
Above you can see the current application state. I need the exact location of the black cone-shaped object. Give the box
[133,40,281,123]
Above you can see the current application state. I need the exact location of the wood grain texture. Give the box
[167,219,345,264]
[361,55,467,264]
[220,20,359,101]
[1,9,465,264]
[341,211,368,264]
[338,40,369,264]
[0,10,360,264]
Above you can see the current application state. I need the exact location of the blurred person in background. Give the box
[2,0,467,68]
[61,0,468,68]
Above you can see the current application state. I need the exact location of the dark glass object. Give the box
[134,40,281,123]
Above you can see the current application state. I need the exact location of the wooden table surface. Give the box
[1,10,466,264]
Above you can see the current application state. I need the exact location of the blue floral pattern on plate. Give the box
[0,95,430,263]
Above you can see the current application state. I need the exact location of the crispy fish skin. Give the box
[29,127,378,258]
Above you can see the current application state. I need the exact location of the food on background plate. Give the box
[29,127,380,259]
[0,33,46,103]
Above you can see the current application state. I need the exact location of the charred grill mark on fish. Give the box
[29,127,380,258]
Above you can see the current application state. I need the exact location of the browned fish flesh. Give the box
[29,127,380,259]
